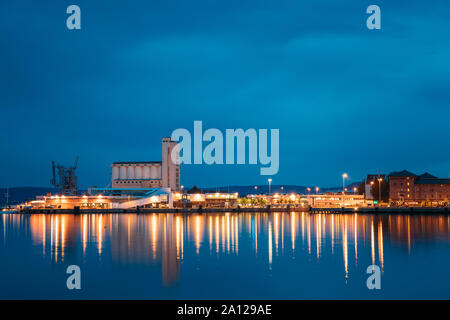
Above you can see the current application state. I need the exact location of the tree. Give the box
[239,197,249,206]
[370,180,389,202]
[258,198,268,206]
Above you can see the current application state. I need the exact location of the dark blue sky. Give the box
[1,0,449,188]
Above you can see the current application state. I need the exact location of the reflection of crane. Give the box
[51,157,79,195]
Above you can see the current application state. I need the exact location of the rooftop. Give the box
[388,170,450,184]
[415,178,450,185]
[419,172,437,179]
[388,170,418,177]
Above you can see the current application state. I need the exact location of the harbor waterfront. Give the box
[13,206,450,215]
[1,212,450,299]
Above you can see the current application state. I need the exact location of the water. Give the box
[1,212,449,299]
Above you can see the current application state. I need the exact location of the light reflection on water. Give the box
[1,212,450,299]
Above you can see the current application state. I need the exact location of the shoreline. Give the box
[13,206,450,215]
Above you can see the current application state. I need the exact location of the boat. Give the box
[1,187,16,213]
[0,208,17,214]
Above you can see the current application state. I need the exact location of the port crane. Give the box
[50,157,79,195]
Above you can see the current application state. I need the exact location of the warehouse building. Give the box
[110,137,180,191]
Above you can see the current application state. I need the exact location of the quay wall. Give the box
[17,206,450,215]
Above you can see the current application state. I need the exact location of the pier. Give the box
[309,207,450,214]
[15,206,450,215]
[20,205,308,215]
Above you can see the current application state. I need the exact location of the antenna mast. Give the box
[5,186,9,207]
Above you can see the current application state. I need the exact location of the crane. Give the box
[50,156,79,195]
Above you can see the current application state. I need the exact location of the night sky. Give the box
[1,1,449,188]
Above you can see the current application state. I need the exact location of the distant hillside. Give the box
[1,182,363,205]
[0,187,57,205]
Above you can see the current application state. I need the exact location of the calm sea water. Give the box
[1,212,449,299]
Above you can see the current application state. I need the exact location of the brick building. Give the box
[388,170,450,205]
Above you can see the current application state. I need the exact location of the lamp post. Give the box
[268,178,272,195]
[342,173,348,207]
[378,177,383,204]
[315,187,319,194]
[342,173,348,194]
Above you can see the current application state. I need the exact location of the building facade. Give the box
[364,174,386,200]
[111,161,162,188]
[161,137,180,191]
[389,170,450,204]
[111,138,180,191]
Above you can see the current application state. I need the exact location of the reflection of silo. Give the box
[110,215,155,264]
[162,214,180,286]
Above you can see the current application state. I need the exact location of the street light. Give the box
[342,173,348,207]
[268,178,272,195]
[342,173,348,194]
[353,187,357,194]
[307,187,311,194]
[378,177,383,204]
[315,187,319,194]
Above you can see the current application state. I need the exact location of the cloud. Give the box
[1,0,450,187]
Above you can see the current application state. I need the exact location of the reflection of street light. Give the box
[268,178,272,195]
[315,187,319,194]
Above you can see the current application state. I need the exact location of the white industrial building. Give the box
[110,138,180,191]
